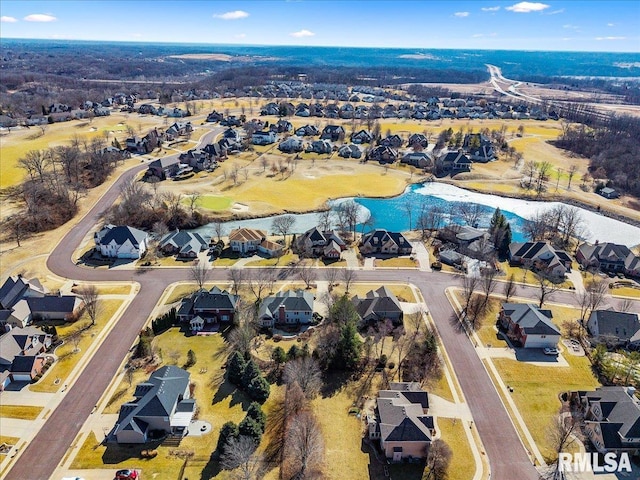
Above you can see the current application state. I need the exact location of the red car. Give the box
[115,470,138,480]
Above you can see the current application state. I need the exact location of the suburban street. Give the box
[6,122,635,480]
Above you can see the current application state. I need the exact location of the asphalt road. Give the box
[7,123,631,479]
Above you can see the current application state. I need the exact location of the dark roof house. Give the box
[360,229,412,256]
[352,286,403,326]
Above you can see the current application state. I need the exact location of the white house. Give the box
[95,225,149,259]
[258,290,314,328]
[228,228,267,255]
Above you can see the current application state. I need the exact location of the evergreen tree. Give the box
[287,344,300,360]
[489,207,504,235]
[241,359,261,389]
[247,375,271,403]
[227,351,246,386]
[329,294,360,325]
[271,346,287,366]
[217,421,239,453]
[333,317,363,371]
[498,223,512,258]
[246,402,267,433]
[239,416,263,442]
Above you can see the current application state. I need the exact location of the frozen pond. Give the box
[197,182,640,248]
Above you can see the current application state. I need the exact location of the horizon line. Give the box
[1,36,639,55]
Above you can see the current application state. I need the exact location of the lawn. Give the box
[437,417,476,480]
[192,195,234,211]
[30,299,124,393]
[244,252,298,267]
[611,287,640,298]
[0,405,43,420]
[331,283,417,303]
[0,435,19,446]
[82,327,285,479]
[374,257,417,268]
[491,352,599,462]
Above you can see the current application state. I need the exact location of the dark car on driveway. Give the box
[115,470,138,480]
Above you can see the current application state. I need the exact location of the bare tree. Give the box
[78,285,101,326]
[567,164,578,190]
[542,413,582,480]
[535,273,561,308]
[221,435,264,480]
[284,411,325,480]
[619,298,635,313]
[272,215,296,245]
[297,264,315,289]
[479,268,498,311]
[403,200,413,231]
[323,268,338,291]
[190,260,211,290]
[460,275,480,315]
[424,439,453,480]
[248,269,275,301]
[212,218,225,243]
[187,191,201,213]
[459,202,482,227]
[503,273,518,302]
[578,277,608,323]
[340,269,358,294]
[317,210,333,232]
[228,268,246,295]
[283,357,323,399]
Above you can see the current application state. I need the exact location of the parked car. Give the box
[115,470,138,480]
[543,347,559,355]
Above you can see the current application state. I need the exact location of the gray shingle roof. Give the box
[502,303,560,336]
[98,225,148,248]
[375,382,433,444]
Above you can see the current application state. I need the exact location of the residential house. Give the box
[178,149,212,171]
[126,129,161,154]
[463,133,495,162]
[228,228,282,257]
[222,128,242,143]
[0,276,82,328]
[95,225,149,259]
[138,104,158,115]
[352,286,403,326]
[599,187,621,199]
[573,386,640,455]
[165,122,193,140]
[380,135,403,149]
[408,134,428,149]
[295,227,346,259]
[435,150,472,174]
[113,366,195,443]
[158,230,210,259]
[576,242,639,276]
[272,119,293,133]
[368,146,398,164]
[320,125,345,141]
[509,241,572,279]
[258,290,314,328]
[278,136,304,153]
[351,129,373,144]
[401,151,433,169]
[360,229,412,256]
[206,111,224,123]
[295,125,319,137]
[148,157,181,179]
[177,286,239,327]
[306,140,332,155]
[498,303,561,349]
[0,326,52,383]
[587,310,640,348]
[367,382,434,462]
[252,130,277,146]
[260,103,280,116]
[338,144,362,159]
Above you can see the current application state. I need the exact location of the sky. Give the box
[1,1,639,52]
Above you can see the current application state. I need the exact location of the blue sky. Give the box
[1,1,638,52]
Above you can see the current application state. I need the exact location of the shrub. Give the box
[247,375,270,403]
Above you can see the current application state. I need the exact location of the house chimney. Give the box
[278,305,286,323]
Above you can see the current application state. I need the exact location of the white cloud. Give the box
[546,8,565,14]
[563,24,580,30]
[24,13,57,22]
[607,23,615,27]
[213,10,249,20]
[290,29,315,38]
[454,11,470,17]
[506,2,550,13]
[595,36,626,41]
[481,6,501,11]
[235,33,246,39]
[1,16,18,23]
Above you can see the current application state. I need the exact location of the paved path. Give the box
[411,240,432,271]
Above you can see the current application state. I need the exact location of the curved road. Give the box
[5,123,589,479]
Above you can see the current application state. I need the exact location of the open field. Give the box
[30,299,124,393]
[0,405,43,421]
